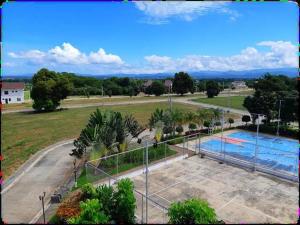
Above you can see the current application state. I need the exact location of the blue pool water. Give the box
[197,131,298,174]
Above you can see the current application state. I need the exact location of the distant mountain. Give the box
[2,68,298,80]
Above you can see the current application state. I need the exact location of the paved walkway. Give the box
[1,140,75,224]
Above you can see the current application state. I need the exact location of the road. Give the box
[1,140,75,224]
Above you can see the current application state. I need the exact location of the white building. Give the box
[1,82,25,104]
[231,81,247,89]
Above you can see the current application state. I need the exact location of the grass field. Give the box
[192,96,247,110]
[24,91,31,100]
[1,102,201,178]
[2,93,205,111]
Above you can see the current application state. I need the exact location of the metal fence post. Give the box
[141,195,144,223]
[164,142,167,163]
[253,119,260,171]
[116,154,119,176]
[145,141,149,224]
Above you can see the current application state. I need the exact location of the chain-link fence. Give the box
[84,130,298,223]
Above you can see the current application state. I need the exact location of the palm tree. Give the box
[72,109,143,158]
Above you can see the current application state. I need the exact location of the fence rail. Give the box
[84,130,298,223]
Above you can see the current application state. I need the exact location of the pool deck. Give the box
[131,155,298,224]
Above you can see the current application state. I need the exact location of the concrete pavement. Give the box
[1,140,75,224]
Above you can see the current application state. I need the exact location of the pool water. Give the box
[197,131,298,174]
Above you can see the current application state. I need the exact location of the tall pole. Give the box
[73,159,77,188]
[145,141,149,224]
[221,109,225,162]
[39,192,46,224]
[253,114,260,171]
[276,100,282,136]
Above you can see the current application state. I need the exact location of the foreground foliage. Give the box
[66,178,136,224]
[168,198,218,224]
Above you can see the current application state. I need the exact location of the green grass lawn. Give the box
[2,93,205,111]
[24,90,31,100]
[76,144,176,189]
[192,96,247,110]
[1,102,199,178]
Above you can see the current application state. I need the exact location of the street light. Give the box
[276,100,284,136]
[73,159,77,188]
[39,192,46,224]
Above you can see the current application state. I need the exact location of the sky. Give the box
[2,1,299,76]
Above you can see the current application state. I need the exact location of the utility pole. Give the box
[39,192,46,224]
[169,84,173,112]
[145,141,149,224]
[276,100,283,136]
[73,159,77,188]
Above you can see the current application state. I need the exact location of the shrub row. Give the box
[237,124,298,139]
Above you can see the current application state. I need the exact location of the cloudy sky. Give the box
[2,1,298,75]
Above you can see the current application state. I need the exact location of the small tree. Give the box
[206,80,220,98]
[113,178,136,224]
[188,123,197,131]
[203,120,211,129]
[176,125,184,134]
[168,198,218,224]
[228,118,234,127]
[242,115,251,125]
[107,90,112,97]
[151,81,165,96]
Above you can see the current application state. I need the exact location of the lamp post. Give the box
[39,192,46,224]
[73,159,77,188]
[276,100,284,136]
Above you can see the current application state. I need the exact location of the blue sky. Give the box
[2,1,298,75]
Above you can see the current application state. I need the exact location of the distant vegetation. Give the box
[243,74,298,124]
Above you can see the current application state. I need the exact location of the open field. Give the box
[192,96,247,110]
[2,102,207,178]
[2,94,204,112]
[24,91,31,100]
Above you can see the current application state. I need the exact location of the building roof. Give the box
[164,80,173,87]
[143,80,153,87]
[1,82,25,90]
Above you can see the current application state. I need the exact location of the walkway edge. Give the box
[2,139,75,194]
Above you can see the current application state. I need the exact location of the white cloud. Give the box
[8,43,124,66]
[142,41,298,72]
[134,1,239,24]
[89,48,124,64]
[6,41,297,75]
[49,43,88,64]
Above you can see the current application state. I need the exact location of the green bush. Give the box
[188,123,197,130]
[113,178,136,224]
[168,198,218,224]
[237,124,298,139]
[95,185,114,217]
[176,125,184,134]
[68,199,109,224]
[81,183,96,199]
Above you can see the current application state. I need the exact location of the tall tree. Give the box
[150,81,165,96]
[31,68,72,112]
[243,74,298,124]
[205,80,220,98]
[172,72,194,95]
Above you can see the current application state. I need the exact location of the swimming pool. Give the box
[197,131,298,175]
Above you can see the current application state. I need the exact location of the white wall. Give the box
[1,89,24,104]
